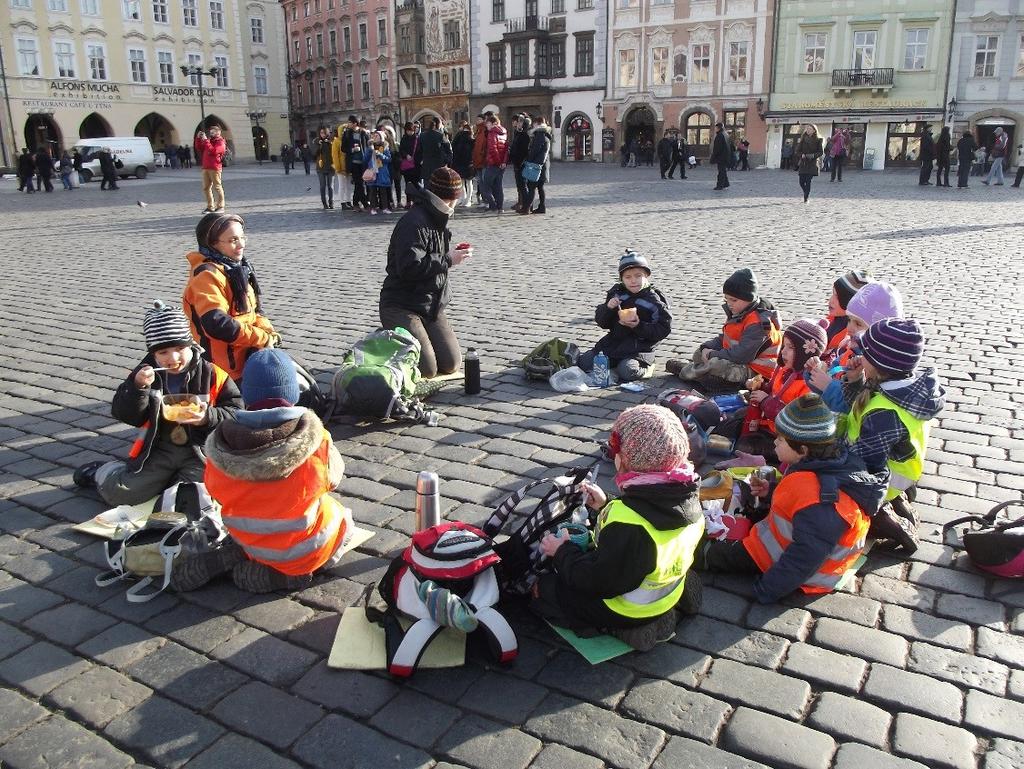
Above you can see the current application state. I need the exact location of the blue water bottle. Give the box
[592,351,610,387]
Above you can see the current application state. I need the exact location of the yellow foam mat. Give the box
[339,526,375,556]
[328,607,466,670]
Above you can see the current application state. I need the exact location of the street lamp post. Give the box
[246,110,267,164]
[179,64,220,130]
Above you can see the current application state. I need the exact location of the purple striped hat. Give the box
[860,319,924,377]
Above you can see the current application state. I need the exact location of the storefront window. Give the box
[563,114,592,160]
[685,111,712,154]
[724,109,746,142]
[887,121,928,167]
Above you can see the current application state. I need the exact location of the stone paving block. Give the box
[528,743,605,769]
[37,564,113,607]
[186,733,305,769]
[743,604,811,641]
[860,574,938,612]
[813,617,909,667]
[125,641,246,710]
[525,693,665,769]
[285,611,340,656]
[0,618,32,661]
[459,671,549,724]
[144,601,246,654]
[209,625,320,687]
[908,640,1009,695]
[536,651,634,708]
[964,688,1024,741]
[621,678,731,744]
[806,691,892,748]
[673,615,789,670]
[907,562,988,599]
[720,707,836,769]
[99,589,180,624]
[211,680,324,749]
[893,713,978,769]
[1010,670,1024,701]
[368,689,461,749]
[650,735,771,769]
[935,593,1007,630]
[77,621,165,670]
[0,687,49,744]
[1,713,133,769]
[699,586,751,624]
[780,642,868,694]
[976,626,1024,667]
[408,662,486,704]
[832,743,929,769]
[323,549,391,586]
[620,641,712,688]
[24,521,96,553]
[698,658,811,720]
[104,694,224,769]
[880,604,973,652]
[0,578,64,622]
[231,595,315,635]
[292,713,433,769]
[24,601,116,647]
[984,738,1024,769]
[0,640,91,696]
[47,663,151,733]
[436,713,543,769]
[786,590,881,626]
[291,660,400,717]
[0,506,52,535]
[178,580,250,614]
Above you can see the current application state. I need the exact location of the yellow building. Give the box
[0,0,289,164]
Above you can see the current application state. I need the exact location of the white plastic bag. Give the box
[549,366,590,393]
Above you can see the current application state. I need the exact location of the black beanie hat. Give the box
[723,268,758,302]
[833,269,872,310]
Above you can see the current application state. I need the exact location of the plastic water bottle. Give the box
[414,471,441,531]
[464,348,481,395]
[592,351,610,388]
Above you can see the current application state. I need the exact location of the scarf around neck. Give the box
[199,245,262,315]
[615,466,701,490]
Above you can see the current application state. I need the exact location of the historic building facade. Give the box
[1,0,288,163]
[395,0,470,128]
[600,0,774,165]
[470,0,607,162]
[765,0,956,170]
[281,0,398,144]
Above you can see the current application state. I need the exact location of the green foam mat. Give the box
[546,621,633,665]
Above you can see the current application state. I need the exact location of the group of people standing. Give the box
[918,124,1020,189]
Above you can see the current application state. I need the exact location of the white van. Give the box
[73,137,156,181]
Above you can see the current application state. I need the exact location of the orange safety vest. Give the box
[762,368,811,434]
[826,318,848,353]
[722,309,781,378]
[128,365,230,460]
[205,430,350,576]
[742,471,870,594]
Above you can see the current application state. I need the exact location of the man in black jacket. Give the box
[710,123,729,190]
[657,133,676,179]
[418,117,453,187]
[956,130,977,189]
[16,148,34,193]
[669,135,687,179]
[918,125,935,186]
[508,114,531,211]
[34,148,55,192]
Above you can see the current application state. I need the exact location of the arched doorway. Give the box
[562,113,593,161]
[624,105,655,149]
[975,116,1016,163]
[135,112,179,153]
[24,113,62,153]
[196,114,234,159]
[684,111,713,159]
[79,112,113,140]
[251,126,269,161]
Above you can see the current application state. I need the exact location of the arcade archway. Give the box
[24,113,62,153]
[251,126,269,161]
[624,105,656,149]
[135,112,179,152]
[79,112,113,140]
[195,114,234,157]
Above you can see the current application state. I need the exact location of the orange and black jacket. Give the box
[111,349,241,473]
[183,250,278,381]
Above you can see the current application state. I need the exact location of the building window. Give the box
[210,0,224,30]
[359,22,368,50]
[728,41,748,81]
[975,35,998,78]
[122,0,140,19]
[290,5,296,20]
[443,20,460,51]
[251,18,264,44]
[152,0,167,23]
[331,75,339,100]
[361,71,370,99]
[128,48,146,82]
[254,65,268,94]
[296,83,302,106]
[187,52,202,83]
[724,109,746,142]
[378,17,387,46]
[306,36,312,59]
[1017,35,1024,77]
[314,0,320,11]
[329,29,337,54]
[674,51,687,79]
[428,70,436,93]
[48,0,68,10]
[182,0,197,26]
[551,0,564,11]
[492,0,504,23]
[510,41,529,79]
[685,111,712,149]
[214,55,228,86]
[691,43,710,83]
[652,45,669,84]
[651,0,671,4]
[903,28,928,70]
[316,33,323,57]
[577,0,592,8]
[345,73,353,100]
[80,0,100,15]
[551,39,565,76]
[292,39,299,62]
[803,32,826,73]
[319,78,326,104]
[488,45,504,82]
[532,40,546,76]
[16,38,39,75]
[452,67,463,91]
[575,34,594,76]
[343,27,351,52]
[853,30,876,69]
[618,0,638,7]
[157,50,174,83]
[618,48,636,86]
[380,69,389,96]
[303,1,309,15]
[54,40,76,78]
[87,43,106,79]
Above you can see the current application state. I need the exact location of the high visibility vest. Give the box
[843,392,929,502]
[826,320,848,353]
[762,368,811,434]
[595,500,704,620]
[722,309,781,378]
[205,429,351,576]
[128,364,230,460]
[742,471,870,594]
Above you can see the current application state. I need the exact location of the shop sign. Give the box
[602,127,615,151]
[778,98,933,110]
[152,85,216,104]
[28,80,124,107]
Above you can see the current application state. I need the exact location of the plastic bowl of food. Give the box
[161,393,208,422]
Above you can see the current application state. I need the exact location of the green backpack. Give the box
[522,338,580,381]
[329,328,437,424]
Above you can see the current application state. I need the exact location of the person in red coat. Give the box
[195,125,227,213]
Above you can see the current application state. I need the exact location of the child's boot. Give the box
[73,461,105,488]
[610,610,679,652]
[232,560,314,593]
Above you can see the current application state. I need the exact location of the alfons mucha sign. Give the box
[22,80,216,108]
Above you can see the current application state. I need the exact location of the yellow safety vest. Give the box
[843,392,929,502]
[595,500,705,619]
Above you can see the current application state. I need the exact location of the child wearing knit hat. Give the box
[836,318,945,554]
[532,405,705,649]
[73,300,242,507]
[667,267,782,393]
[696,394,887,603]
[826,270,872,352]
[577,250,673,383]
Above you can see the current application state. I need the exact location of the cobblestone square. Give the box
[1,162,1023,769]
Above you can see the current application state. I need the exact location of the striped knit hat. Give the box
[834,269,872,309]
[784,318,828,370]
[427,167,463,201]
[143,300,193,352]
[860,318,924,377]
[612,404,693,472]
[774,394,836,445]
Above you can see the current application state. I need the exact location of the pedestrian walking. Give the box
[480,114,508,212]
[982,126,1008,186]
[669,134,687,179]
[934,126,952,187]
[452,120,476,207]
[739,140,750,171]
[383,125,403,209]
[399,121,421,209]
[418,117,453,188]
[300,142,312,174]
[342,117,371,211]
[17,148,34,193]
[657,132,675,179]
[59,151,74,190]
[331,127,352,209]
[918,125,935,186]
[796,124,822,203]
[34,147,55,192]
[956,130,977,189]
[195,125,227,212]
[711,123,730,191]
[472,113,488,204]
[281,143,293,174]
[829,128,847,182]
[521,115,551,215]
[509,114,531,211]
[1012,144,1024,188]
[98,148,119,190]
[627,138,639,168]
[781,140,794,170]
[314,127,335,209]
[822,134,833,173]
[72,149,83,185]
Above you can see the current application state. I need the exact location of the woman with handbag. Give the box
[521,115,552,215]
[452,120,476,207]
[796,124,822,203]
[398,122,421,209]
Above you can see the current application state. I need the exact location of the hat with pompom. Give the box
[143,300,193,352]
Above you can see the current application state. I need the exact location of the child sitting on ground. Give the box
[532,405,705,650]
[697,394,886,603]
[825,270,872,353]
[836,318,944,554]
[577,250,672,383]
[183,213,279,383]
[668,268,781,392]
[201,349,354,593]
[73,301,241,505]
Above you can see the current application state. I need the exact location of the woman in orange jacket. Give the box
[182,213,279,382]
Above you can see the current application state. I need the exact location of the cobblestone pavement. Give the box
[1,162,1024,769]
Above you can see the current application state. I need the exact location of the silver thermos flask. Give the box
[415,471,441,531]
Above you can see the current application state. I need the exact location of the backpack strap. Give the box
[125,524,186,603]
[471,607,518,664]
[95,539,130,587]
[942,500,1024,549]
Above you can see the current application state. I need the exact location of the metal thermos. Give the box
[465,348,481,395]
[415,471,441,531]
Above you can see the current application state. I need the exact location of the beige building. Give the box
[0,0,289,164]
